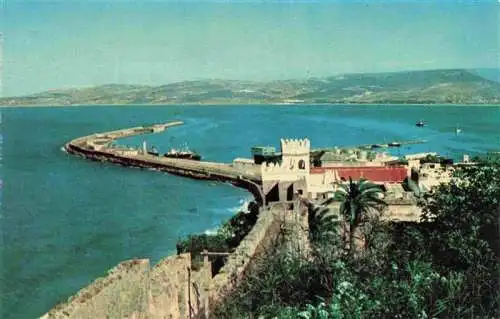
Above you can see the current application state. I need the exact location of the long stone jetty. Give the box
[64,121,265,203]
[313,139,427,153]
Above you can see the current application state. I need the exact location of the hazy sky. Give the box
[1,0,498,96]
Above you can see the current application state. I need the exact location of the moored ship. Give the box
[164,148,202,161]
[388,142,401,147]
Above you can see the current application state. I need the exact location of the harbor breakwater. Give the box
[63,121,265,204]
[42,122,306,318]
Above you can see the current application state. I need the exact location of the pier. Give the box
[312,139,427,153]
[64,121,265,204]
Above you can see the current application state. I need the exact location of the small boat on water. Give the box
[164,148,201,161]
[388,142,401,147]
[416,120,425,127]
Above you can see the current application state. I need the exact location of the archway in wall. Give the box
[287,184,294,201]
[265,183,280,203]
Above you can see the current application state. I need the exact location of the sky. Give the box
[1,0,498,97]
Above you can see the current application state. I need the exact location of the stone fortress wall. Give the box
[41,254,211,319]
[209,205,297,308]
[41,204,302,319]
[41,259,151,319]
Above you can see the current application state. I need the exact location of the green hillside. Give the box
[2,69,500,106]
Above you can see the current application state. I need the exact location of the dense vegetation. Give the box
[2,69,499,106]
[216,155,499,318]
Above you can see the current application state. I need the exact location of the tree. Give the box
[419,156,500,312]
[420,157,500,269]
[307,202,341,245]
[334,178,387,255]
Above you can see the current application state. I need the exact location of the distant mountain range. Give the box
[2,68,500,106]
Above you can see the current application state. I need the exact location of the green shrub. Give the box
[285,260,467,319]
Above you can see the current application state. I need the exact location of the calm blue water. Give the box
[1,104,499,318]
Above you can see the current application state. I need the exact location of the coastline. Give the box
[1,102,500,108]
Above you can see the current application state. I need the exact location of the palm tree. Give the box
[334,177,387,255]
[307,202,341,244]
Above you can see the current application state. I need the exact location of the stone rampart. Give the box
[147,254,211,319]
[147,255,190,318]
[41,254,211,319]
[41,204,290,319]
[41,259,151,318]
[209,205,288,308]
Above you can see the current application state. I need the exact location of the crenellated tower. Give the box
[260,138,311,203]
[280,138,310,183]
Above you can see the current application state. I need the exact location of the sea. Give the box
[1,104,499,318]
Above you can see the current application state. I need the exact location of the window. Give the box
[298,159,306,169]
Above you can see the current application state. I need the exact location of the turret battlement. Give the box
[261,160,306,182]
[260,137,311,185]
[280,138,310,155]
[261,161,292,174]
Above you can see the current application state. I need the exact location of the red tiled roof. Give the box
[311,166,407,183]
